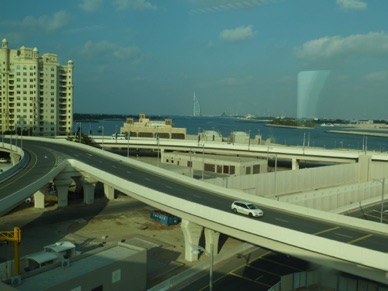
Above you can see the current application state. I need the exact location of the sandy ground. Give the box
[0,191,243,288]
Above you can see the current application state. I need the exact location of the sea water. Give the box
[80,116,388,152]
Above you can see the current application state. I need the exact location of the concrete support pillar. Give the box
[81,177,97,205]
[54,178,72,207]
[292,158,300,170]
[104,184,115,200]
[33,189,45,209]
[204,228,220,255]
[180,219,204,262]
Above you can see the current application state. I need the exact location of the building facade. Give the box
[0,38,73,136]
[120,113,186,139]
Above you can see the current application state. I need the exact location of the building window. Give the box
[253,165,260,174]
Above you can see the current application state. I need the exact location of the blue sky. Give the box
[1,0,388,119]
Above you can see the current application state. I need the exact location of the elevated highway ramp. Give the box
[1,138,388,284]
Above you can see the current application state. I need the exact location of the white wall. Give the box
[205,161,388,211]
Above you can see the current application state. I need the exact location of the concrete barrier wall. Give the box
[281,181,384,211]
[370,162,388,180]
[207,162,360,197]
[204,158,388,211]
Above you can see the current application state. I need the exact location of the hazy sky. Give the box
[1,0,388,119]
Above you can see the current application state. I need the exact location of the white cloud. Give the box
[79,0,104,12]
[78,40,141,61]
[364,71,388,82]
[220,25,255,42]
[295,32,388,62]
[113,0,157,11]
[336,0,367,10]
[18,11,71,32]
[190,0,267,15]
[217,75,254,85]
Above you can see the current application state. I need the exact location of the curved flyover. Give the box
[1,138,388,284]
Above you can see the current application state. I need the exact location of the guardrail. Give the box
[0,143,28,183]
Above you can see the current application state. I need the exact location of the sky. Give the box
[1,0,388,119]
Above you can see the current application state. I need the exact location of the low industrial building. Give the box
[0,242,147,290]
[161,151,267,176]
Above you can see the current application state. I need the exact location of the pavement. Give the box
[0,190,249,289]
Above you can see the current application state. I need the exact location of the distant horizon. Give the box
[73,112,388,122]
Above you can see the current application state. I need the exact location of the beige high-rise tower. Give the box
[0,38,74,136]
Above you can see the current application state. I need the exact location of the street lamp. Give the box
[248,130,251,150]
[375,178,386,223]
[127,132,130,158]
[76,122,82,143]
[20,126,23,150]
[192,244,213,291]
[156,134,160,167]
[202,144,205,180]
[271,154,278,196]
[189,148,193,177]
[198,127,201,146]
[99,126,104,150]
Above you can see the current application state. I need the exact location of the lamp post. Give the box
[271,154,278,196]
[189,148,193,177]
[20,126,23,150]
[76,122,82,143]
[115,125,118,143]
[127,132,130,158]
[192,244,213,291]
[202,143,205,180]
[99,126,104,150]
[157,134,160,167]
[248,130,251,151]
[380,178,386,223]
[198,127,201,146]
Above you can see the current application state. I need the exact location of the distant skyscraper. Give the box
[0,38,74,136]
[193,91,201,116]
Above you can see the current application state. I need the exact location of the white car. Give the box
[0,158,7,163]
[231,201,264,217]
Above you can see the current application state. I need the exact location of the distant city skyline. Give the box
[2,0,388,119]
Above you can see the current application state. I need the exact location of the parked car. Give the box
[0,158,7,163]
[231,201,264,217]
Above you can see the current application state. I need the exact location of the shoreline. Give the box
[265,124,314,129]
[326,130,388,138]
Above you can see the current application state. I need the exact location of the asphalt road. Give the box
[2,140,388,260]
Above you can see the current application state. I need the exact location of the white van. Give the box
[112,133,126,139]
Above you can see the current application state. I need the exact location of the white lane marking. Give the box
[191,194,201,199]
[112,165,117,169]
[165,185,173,189]
[144,177,151,181]
[335,233,352,239]
[275,218,289,223]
